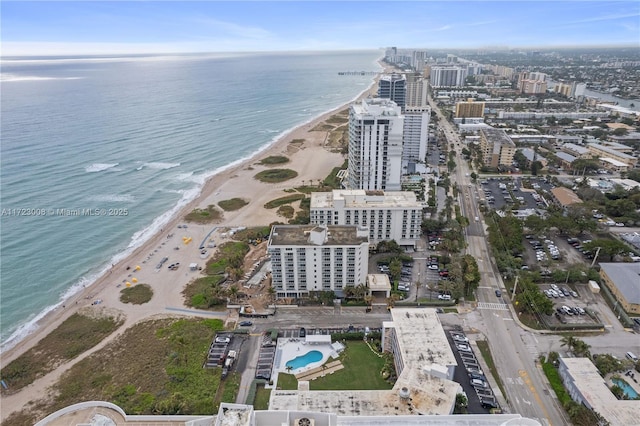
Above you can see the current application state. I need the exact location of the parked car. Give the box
[452,334,469,343]
[456,344,472,352]
[239,321,253,326]
[495,289,502,297]
[471,378,488,388]
[215,336,231,344]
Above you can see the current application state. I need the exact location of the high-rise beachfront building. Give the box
[267,225,369,298]
[309,190,425,247]
[429,66,468,87]
[479,127,516,169]
[405,73,428,107]
[378,74,407,110]
[402,106,430,165]
[346,98,404,191]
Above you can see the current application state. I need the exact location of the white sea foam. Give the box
[0,73,83,82]
[85,163,119,173]
[137,162,181,171]
[88,194,136,203]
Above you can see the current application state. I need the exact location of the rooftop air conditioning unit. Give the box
[295,418,314,426]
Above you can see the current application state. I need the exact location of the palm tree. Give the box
[560,335,578,354]
[228,285,239,304]
[573,340,591,358]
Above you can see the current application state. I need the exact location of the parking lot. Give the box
[538,283,602,326]
[445,330,497,413]
[479,177,553,211]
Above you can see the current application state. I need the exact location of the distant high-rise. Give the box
[455,99,485,118]
[405,73,428,107]
[403,106,430,166]
[517,72,548,94]
[347,99,403,191]
[378,74,406,110]
[430,66,468,87]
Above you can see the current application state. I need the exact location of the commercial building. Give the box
[267,225,369,298]
[378,74,406,110]
[346,99,404,191]
[402,106,430,166]
[310,190,425,247]
[478,127,516,169]
[558,357,640,425]
[429,65,468,87]
[599,263,640,315]
[455,99,485,118]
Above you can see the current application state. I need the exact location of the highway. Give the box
[428,96,568,426]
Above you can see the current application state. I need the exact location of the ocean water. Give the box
[0,50,381,350]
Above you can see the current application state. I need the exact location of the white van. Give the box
[626,352,638,362]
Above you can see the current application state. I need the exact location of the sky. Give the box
[2,1,639,56]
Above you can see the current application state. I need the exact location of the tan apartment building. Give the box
[587,143,638,169]
[455,98,485,118]
[479,127,516,169]
[599,263,640,315]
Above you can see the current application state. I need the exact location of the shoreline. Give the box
[0,76,372,354]
[0,65,384,374]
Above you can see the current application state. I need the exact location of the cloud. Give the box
[190,16,273,40]
[566,12,640,25]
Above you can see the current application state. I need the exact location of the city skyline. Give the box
[2,1,639,56]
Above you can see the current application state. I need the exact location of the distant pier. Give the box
[338,71,378,76]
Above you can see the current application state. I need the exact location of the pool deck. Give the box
[271,337,340,387]
[607,370,640,397]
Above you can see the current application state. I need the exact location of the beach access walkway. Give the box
[294,360,344,381]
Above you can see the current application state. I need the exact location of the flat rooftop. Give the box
[269,308,461,417]
[480,127,515,147]
[599,263,640,304]
[560,357,640,426]
[310,190,422,209]
[269,225,368,247]
[390,308,457,370]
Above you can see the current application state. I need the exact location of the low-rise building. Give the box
[310,190,424,247]
[550,187,582,208]
[268,225,369,298]
[587,143,638,169]
[561,143,592,159]
[599,263,640,315]
[558,357,640,426]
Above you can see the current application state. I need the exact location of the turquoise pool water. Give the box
[286,350,323,370]
[612,378,639,399]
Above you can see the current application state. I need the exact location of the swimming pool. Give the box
[612,378,639,399]
[286,350,323,370]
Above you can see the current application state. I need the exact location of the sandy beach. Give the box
[0,70,383,421]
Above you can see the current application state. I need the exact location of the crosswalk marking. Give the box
[477,302,509,311]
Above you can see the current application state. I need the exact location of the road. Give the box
[428,95,567,426]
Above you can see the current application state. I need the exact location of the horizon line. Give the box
[3,43,639,59]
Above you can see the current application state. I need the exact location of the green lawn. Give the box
[277,341,392,391]
[253,385,271,410]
